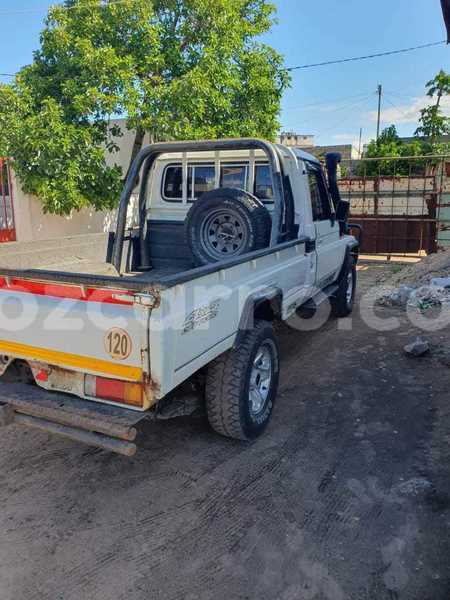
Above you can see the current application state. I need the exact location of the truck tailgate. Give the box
[0,277,152,409]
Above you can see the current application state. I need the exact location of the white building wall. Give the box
[11,171,117,243]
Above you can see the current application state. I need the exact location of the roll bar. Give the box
[111,138,285,272]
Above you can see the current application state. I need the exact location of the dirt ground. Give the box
[1,262,450,600]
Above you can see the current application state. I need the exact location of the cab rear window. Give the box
[254,164,274,202]
[163,165,183,200]
[162,162,273,203]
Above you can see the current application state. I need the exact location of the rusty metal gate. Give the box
[0,158,16,243]
[339,155,450,256]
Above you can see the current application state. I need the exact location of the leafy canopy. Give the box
[360,70,450,176]
[0,0,290,215]
[362,125,425,176]
[415,70,450,140]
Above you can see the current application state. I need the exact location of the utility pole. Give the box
[376,84,383,141]
[358,127,363,158]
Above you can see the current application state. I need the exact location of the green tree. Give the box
[0,0,289,215]
[359,125,424,176]
[415,69,450,141]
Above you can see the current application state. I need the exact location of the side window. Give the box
[188,164,216,200]
[254,164,274,202]
[163,165,183,201]
[308,167,333,221]
[220,164,248,189]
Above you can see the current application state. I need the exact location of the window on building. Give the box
[307,166,333,221]
[0,161,14,231]
[0,162,9,197]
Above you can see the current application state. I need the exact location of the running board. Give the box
[297,283,339,315]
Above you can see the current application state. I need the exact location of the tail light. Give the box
[84,375,143,408]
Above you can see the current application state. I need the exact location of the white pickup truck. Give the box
[0,139,360,456]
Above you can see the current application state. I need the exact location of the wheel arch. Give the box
[234,287,283,348]
[337,243,358,283]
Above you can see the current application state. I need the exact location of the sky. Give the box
[0,0,449,149]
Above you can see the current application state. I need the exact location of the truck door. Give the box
[306,164,341,287]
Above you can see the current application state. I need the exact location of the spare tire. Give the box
[185,188,272,266]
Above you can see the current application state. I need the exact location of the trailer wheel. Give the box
[206,320,279,440]
[185,188,271,266]
[331,256,357,318]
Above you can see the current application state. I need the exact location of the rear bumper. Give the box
[0,382,152,456]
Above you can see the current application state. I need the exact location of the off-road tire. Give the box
[185,188,271,266]
[206,320,280,441]
[331,255,357,318]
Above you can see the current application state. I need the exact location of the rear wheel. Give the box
[206,321,279,440]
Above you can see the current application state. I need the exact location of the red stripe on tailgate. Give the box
[0,277,134,305]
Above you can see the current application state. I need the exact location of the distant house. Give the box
[277,131,359,160]
[302,144,360,162]
[278,132,315,148]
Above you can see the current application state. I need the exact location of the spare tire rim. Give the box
[249,342,273,416]
[200,209,249,259]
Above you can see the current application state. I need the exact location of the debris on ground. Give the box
[376,250,450,311]
[431,277,450,289]
[436,345,450,368]
[389,250,450,288]
[404,337,431,357]
[395,477,433,497]
[407,285,450,311]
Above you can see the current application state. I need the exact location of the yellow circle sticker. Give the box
[105,328,132,361]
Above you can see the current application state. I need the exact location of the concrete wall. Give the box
[11,174,117,243]
[304,144,360,161]
[106,119,152,171]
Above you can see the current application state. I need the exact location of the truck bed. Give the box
[0,232,184,282]
[0,233,308,292]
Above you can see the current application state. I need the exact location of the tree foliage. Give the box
[361,125,425,176]
[359,71,450,176]
[0,0,290,215]
[415,70,450,141]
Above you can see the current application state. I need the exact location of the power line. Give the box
[321,95,374,132]
[283,91,372,112]
[383,95,414,120]
[295,94,374,135]
[285,40,447,71]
